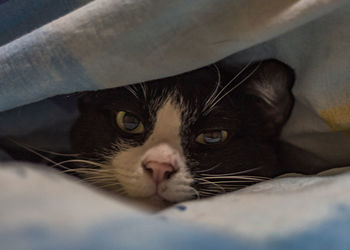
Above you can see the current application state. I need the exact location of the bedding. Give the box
[1,0,350,249]
[1,163,350,250]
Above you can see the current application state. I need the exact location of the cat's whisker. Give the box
[87,181,115,187]
[199,186,223,191]
[194,163,223,173]
[96,182,121,189]
[82,175,118,182]
[189,187,201,200]
[198,188,223,194]
[198,190,217,196]
[221,186,242,189]
[206,62,262,114]
[202,64,222,111]
[72,175,117,184]
[219,184,250,188]
[140,82,148,101]
[203,62,250,112]
[198,167,261,176]
[63,170,110,176]
[6,137,80,157]
[194,177,225,192]
[206,179,266,184]
[204,180,263,184]
[7,138,72,170]
[61,167,111,173]
[198,190,222,198]
[200,183,252,194]
[223,187,246,190]
[84,177,122,189]
[124,85,139,99]
[78,170,114,176]
[199,176,269,181]
[74,170,116,179]
[203,59,254,114]
[51,159,106,169]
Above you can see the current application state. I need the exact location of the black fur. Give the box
[71,59,295,198]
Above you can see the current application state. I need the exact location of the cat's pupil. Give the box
[203,131,222,143]
[123,114,140,130]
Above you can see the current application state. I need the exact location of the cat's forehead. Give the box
[148,65,221,102]
[85,64,237,119]
[126,65,232,113]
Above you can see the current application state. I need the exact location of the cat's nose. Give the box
[142,161,177,184]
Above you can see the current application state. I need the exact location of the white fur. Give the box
[109,99,195,202]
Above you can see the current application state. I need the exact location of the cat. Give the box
[69,59,295,205]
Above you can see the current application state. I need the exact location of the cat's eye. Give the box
[196,130,228,145]
[116,111,144,134]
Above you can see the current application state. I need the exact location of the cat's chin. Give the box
[124,195,175,212]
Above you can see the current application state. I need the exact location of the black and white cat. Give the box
[70,59,295,204]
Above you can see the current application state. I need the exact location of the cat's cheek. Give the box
[160,172,195,202]
[121,178,156,198]
[109,151,156,198]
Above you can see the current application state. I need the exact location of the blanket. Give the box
[1,0,350,249]
[1,163,350,250]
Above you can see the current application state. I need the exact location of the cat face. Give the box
[70,59,294,204]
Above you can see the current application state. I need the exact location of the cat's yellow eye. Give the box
[196,130,228,145]
[116,111,144,134]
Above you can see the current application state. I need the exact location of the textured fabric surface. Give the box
[1,163,350,250]
[0,0,350,167]
[0,0,348,111]
[1,0,350,249]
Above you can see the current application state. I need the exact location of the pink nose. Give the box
[142,161,176,184]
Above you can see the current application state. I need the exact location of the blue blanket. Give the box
[1,163,350,250]
[1,0,350,249]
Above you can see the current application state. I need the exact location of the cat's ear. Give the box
[239,59,295,136]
